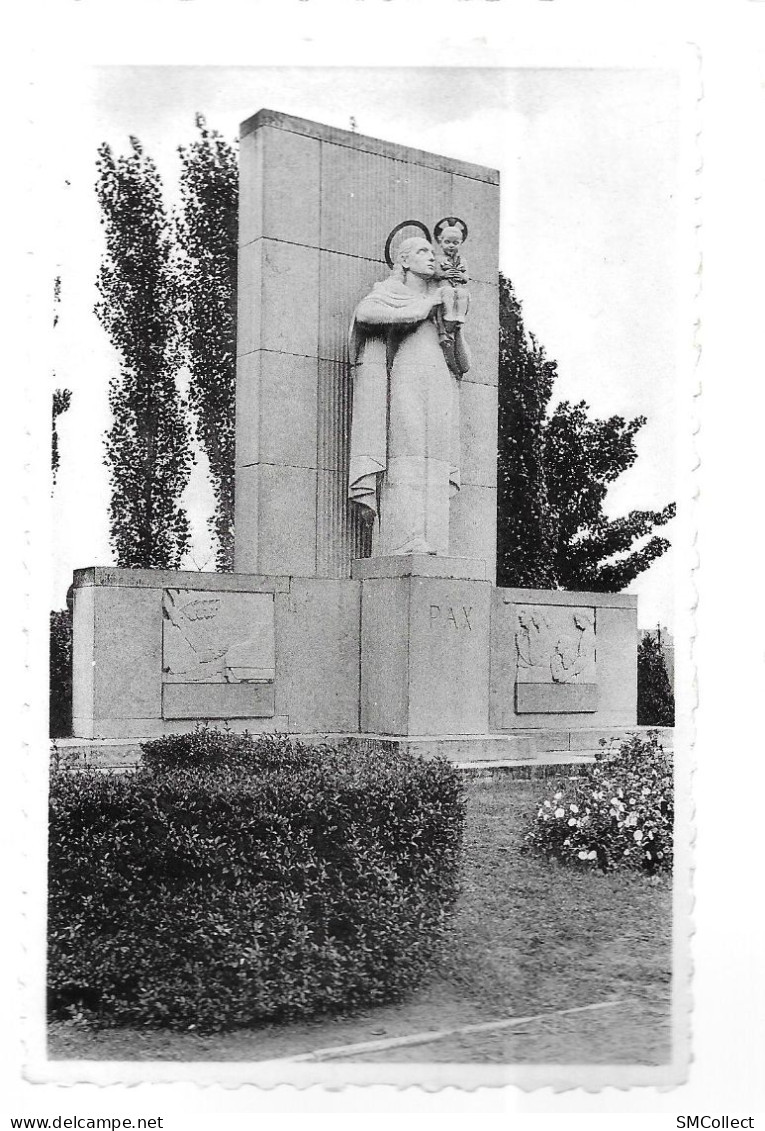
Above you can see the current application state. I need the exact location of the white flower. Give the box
[554,792,563,801]
[570,804,579,813]
[634,829,643,841]
[568,817,578,826]
[555,808,565,818]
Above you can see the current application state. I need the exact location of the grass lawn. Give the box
[48,775,672,1064]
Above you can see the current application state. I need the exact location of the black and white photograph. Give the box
[42,62,688,1085]
[6,0,765,1122]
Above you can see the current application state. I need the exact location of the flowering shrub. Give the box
[523,733,673,874]
[48,730,465,1031]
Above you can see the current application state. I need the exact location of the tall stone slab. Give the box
[234,110,499,581]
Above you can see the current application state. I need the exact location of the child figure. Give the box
[430,216,470,377]
[433,216,470,332]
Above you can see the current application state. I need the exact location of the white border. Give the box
[6,0,765,1118]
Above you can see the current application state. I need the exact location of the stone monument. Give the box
[67,110,650,767]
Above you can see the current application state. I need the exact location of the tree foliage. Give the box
[545,401,675,591]
[497,274,558,588]
[51,388,71,487]
[637,633,675,726]
[51,274,71,488]
[49,608,73,738]
[497,273,675,592]
[176,116,238,570]
[95,137,193,569]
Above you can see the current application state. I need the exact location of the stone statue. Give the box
[348,235,471,556]
[432,216,471,377]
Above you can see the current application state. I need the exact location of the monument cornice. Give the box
[240,108,500,186]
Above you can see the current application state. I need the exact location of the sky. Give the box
[50,66,682,627]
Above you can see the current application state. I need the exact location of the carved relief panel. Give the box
[161,589,276,719]
[514,603,598,713]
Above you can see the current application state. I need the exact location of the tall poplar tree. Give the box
[51,274,72,489]
[95,137,192,569]
[51,388,71,487]
[176,115,238,571]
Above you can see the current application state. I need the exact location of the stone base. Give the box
[51,726,673,772]
[355,557,491,735]
[70,566,641,744]
[71,568,362,740]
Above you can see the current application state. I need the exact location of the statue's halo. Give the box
[384,220,432,268]
[433,215,469,243]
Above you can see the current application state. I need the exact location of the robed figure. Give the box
[348,236,470,556]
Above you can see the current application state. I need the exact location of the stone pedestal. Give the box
[70,565,640,749]
[354,556,491,736]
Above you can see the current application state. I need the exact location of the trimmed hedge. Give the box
[48,731,465,1031]
[522,732,673,874]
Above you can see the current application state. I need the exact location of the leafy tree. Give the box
[497,275,558,588]
[637,632,675,726]
[176,115,238,570]
[95,137,193,569]
[545,401,675,591]
[497,273,675,592]
[52,388,71,487]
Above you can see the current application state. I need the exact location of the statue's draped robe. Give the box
[348,277,461,556]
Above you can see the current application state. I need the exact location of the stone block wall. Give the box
[72,570,637,741]
[233,110,500,582]
[72,568,361,740]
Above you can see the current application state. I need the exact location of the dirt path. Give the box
[48,987,670,1065]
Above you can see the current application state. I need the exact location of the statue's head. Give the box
[394,236,436,280]
[434,216,468,253]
